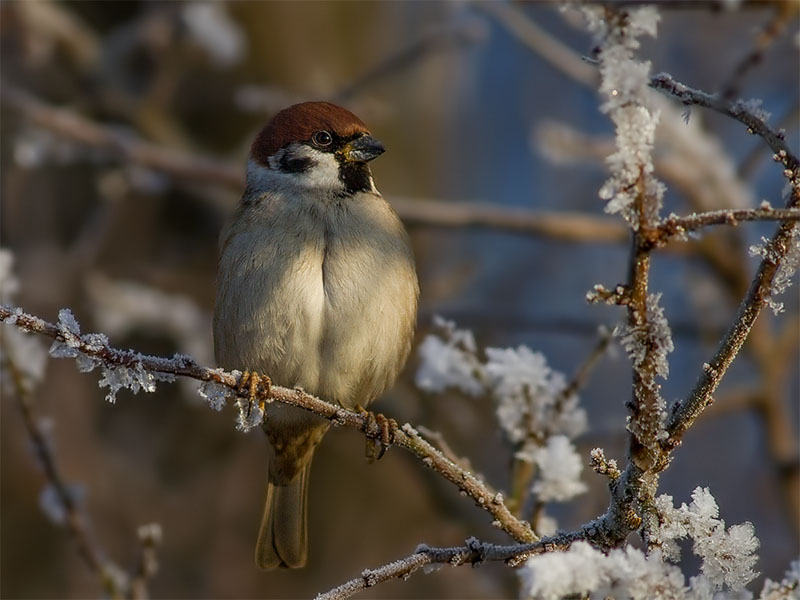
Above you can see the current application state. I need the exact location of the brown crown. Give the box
[250,101,370,165]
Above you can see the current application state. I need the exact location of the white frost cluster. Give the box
[653,487,760,591]
[416,318,588,504]
[750,227,800,315]
[181,1,246,67]
[524,435,588,502]
[48,308,175,403]
[583,5,665,227]
[38,483,85,526]
[487,345,587,447]
[760,559,800,600]
[614,292,674,380]
[415,316,484,396]
[520,542,686,600]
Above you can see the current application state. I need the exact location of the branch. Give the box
[666,191,800,446]
[651,206,800,246]
[316,533,582,600]
[0,306,537,544]
[649,73,799,175]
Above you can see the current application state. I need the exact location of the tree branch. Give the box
[0,305,537,544]
[649,72,799,175]
[316,533,582,600]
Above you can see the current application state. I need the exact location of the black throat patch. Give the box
[338,161,373,196]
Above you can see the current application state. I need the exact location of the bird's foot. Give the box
[356,405,398,462]
[237,370,272,417]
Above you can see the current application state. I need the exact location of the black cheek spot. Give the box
[279,154,314,174]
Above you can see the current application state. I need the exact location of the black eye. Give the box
[312,131,333,147]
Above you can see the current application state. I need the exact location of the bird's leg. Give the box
[237,370,272,417]
[355,405,398,462]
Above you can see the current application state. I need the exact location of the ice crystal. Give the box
[583,5,664,228]
[99,361,157,403]
[520,542,685,600]
[198,378,234,411]
[760,559,800,600]
[488,345,587,445]
[654,487,760,591]
[235,397,264,432]
[415,316,484,396]
[614,292,673,379]
[522,435,587,502]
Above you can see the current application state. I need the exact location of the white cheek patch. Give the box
[256,143,344,194]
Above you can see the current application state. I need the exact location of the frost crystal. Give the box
[56,308,82,346]
[98,361,157,403]
[614,292,674,379]
[519,542,686,600]
[198,378,234,411]
[760,559,800,600]
[488,346,587,446]
[415,316,484,396]
[583,5,664,228]
[523,435,587,502]
[653,487,760,591]
[235,397,264,432]
[749,227,800,315]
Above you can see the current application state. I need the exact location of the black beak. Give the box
[342,134,385,163]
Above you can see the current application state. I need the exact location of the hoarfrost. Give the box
[749,226,800,315]
[653,487,760,591]
[614,292,674,379]
[522,435,587,502]
[198,377,234,411]
[759,559,800,600]
[519,542,685,600]
[582,5,664,228]
[415,316,484,396]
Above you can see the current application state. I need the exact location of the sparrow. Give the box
[213,101,419,569]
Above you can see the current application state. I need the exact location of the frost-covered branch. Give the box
[649,73,799,176]
[666,187,800,446]
[651,206,800,246]
[316,534,581,600]
[0,305,537,544]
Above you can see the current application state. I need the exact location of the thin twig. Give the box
[649,73,799,175]
[651,207,800,246]
[0,306,537,544]
[665,189,800,447]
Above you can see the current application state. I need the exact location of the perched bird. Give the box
[213,102,419,569]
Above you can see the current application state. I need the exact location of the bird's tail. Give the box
[255,461,311,570]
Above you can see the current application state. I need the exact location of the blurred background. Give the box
[1,1,798,598]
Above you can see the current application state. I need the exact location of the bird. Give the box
[213,101,419,569]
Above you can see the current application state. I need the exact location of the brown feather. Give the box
[251,101,369,166]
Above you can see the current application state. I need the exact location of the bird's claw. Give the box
[237,370,272,417]
[356,405,398,462]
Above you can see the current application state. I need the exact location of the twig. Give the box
[316,533,582,600]
[0,306,537,544]
[651,206,800,246]
[649,72,799,175]
[665,187,800,447]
